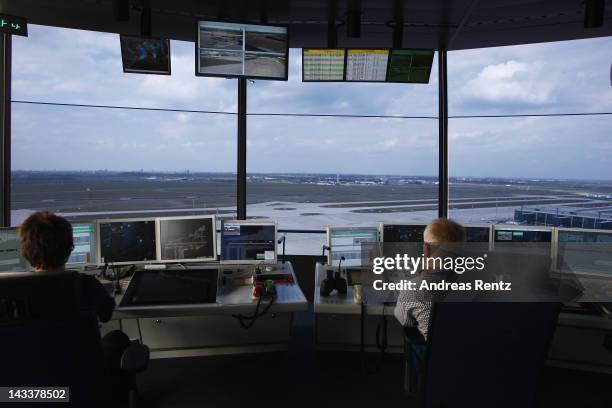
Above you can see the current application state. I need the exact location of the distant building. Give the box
[515,204,612,230]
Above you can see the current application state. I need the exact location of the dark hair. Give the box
[19,211,74,269]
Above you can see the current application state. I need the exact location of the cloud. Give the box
[8,25,612,179]
[461,60,555,105]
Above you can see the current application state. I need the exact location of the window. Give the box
[246,49,439,254]
[11,25,237,226]
[448,37,612,230]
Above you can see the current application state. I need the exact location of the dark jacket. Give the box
[79,274,115,322]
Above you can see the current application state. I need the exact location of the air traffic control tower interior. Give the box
[0,1,611,407]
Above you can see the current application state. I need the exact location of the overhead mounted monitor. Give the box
[220,220,277,264]
[97,218,157,265]
[387,49,435,84]
[120,35,171,75]
[302,49,346,81]
[157,216,217,263]
[302,48,434,83]
[327,227,378,267]
[67,222,96,267]
[0,227,28,272]
[345,49,389,82]
[196,20,289,80]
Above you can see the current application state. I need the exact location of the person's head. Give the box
[423,218,466,257]
[19,211,74,272]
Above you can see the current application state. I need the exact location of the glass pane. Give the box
[247,115,438,253]
[448,37,612,230]
[11,104,237,225]
[449,115,611,227]
[247,49,439,116]
[12,24,237,111]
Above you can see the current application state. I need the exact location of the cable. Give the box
[12,100,612,119]
[232,294,276,329]
[360,300,366,374]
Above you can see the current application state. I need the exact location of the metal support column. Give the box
[438,49,449,218]
[237,78,247,220]
[0,34,11,227]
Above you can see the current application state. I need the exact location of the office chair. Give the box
[0,271,149,408]
[403,300,561,408]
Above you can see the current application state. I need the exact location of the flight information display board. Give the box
[387,49,435,83]
[302,49,345,81]
[302,48,434,84]
[345,49,389,82]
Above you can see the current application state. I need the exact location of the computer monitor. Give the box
[157,216,216,263]
[97,218,157,265]
[220,220,277,264]
[556,228,612,277]
[67,222,97,267]
[196,20,288,80]
[464,225,492,243]
[345,49,390,82]
[386,49,435,84]
[327,227,378,267]
[493,225,552,256]
[120,35,171,75]
[302,49,346,81]
[380,223,428,243]
[0,227,28,272]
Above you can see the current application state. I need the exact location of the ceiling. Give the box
[0,0,610,50]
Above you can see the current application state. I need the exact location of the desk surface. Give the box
[314,262,396,316]
[96,262,307,319]
[313,263,612,326]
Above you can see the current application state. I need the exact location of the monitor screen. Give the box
[328,228,378,267]
[67,222,96,266]
[557,229,612,276]
[99,220,157,265]
[221,221,276,263]
[493,227,552,256]
[345,49,389,82]
[382,224,426,242]
[494,229,552,243]
[196,20,288,80]
[465,226,491,243]
[0,228,28,272]
[387,49,435,83]
[120,36,171,75]
[302,49,345,81]
[120,269,218,306]
[158,217,216,262]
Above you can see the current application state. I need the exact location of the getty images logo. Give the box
[372,253,488,275]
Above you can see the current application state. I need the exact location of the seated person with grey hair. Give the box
[394,218,466,379]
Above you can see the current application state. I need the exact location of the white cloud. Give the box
[461,60,555,105]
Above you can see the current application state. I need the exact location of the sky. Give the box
[9,24,612,179]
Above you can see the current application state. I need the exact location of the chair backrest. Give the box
[424,301,561,408]
[0,271,112,407]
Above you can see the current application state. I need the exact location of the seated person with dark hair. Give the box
[19,211,132,399]
[19,211,115,321]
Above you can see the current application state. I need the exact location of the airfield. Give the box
[10,171,612,255]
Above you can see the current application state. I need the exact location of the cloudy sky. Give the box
[10,25,612,179]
